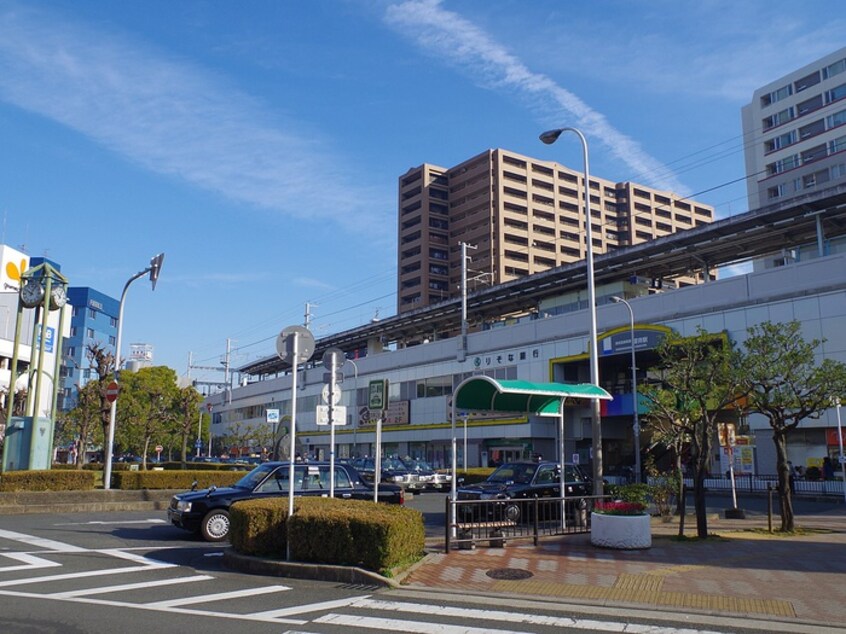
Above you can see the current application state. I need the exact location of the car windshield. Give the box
[403,458,433,471]
[487,463,537,484]
[234,463,278,489]
[382,458,406,471]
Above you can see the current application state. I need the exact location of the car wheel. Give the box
[503,502,521,523]
[200,509,230,542]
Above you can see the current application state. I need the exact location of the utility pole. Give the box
[458,242,476,362]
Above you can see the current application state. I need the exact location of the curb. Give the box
[222,549,400,588]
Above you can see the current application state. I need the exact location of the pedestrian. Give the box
[823,456,834,480]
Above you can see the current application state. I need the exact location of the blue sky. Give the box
[0,0,843,386]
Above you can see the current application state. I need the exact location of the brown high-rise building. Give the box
[397,148,715,313]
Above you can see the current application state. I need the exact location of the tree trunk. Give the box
[773,431,795,531]
[674,448,684,516]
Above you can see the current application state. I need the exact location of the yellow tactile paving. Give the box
[490,578,797,617]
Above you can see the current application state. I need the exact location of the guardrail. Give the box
[444,495,609,552]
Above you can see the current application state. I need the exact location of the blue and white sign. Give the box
[266,408,280,424]
[35,326,55,353]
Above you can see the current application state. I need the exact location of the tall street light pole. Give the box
[540,127,603,495]
[103,253,165,490]
[611,296,641,483]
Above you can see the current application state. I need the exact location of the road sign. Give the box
[322,347,346,370]
[323,371,344,384]
[322,383,342,405]
[369,379,388,409]
[105,381,120,403]
[316,405,347,426]
[275,325,315,365]
[266,408,280,424]
[194,439,202,449]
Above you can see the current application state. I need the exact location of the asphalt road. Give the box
[0,492,836,634]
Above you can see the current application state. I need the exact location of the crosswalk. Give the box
[0,528,732,634]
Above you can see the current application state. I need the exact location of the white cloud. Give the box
[293,277,336,291]
[384,0,688,193]
[0,5,391,238]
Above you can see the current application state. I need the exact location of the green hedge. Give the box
[230,497,292,556]
[111,470,244,490]
[0,469,96,492]
[230,497,425,574]
[456,467,495,485]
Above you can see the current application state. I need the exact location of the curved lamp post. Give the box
[611,296,641,483]
[103,253,164,490]
[540,127,603,494]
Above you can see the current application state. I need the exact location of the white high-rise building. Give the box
[742,47,846,210]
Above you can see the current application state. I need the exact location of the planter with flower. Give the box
[590,500,651,549]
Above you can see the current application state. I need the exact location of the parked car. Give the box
[456,461,590,523]
[167,461,404,542]
[349,457,423,490]
[401,458,452,491]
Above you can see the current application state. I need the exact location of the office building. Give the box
[742,47,846,211]
[60,287,119,410]
[397,149,715,313]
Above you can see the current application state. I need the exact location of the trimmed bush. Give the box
[230,496,425,574]
[230,497,292,555]
[111,470,244,490]
[0,469,96,492]
[456,467,495,485]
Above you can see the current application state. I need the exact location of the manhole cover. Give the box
[486,568,534,580]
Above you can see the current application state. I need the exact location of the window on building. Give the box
[86,328,95,339]
[763,107,795,130]
[109,336,116,346]
[70,326,77,337]
[88,308,96,319]
[761,84,792,107]
[823,58,846,80]
[765,130,797,152]
[768,184,785,199]
[797,94,823,116]
[794,71,821,93]
[826,83,846,103]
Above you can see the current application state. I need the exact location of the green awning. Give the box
[453,377,611,417]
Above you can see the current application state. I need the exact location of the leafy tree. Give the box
[642,328,746,538]
[639,387,690,516]
[55,343,115,466]
[173,386,204,467]
[740,320,846,531]
[115,366,179,469]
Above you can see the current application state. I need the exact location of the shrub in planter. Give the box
[591,500,651,549]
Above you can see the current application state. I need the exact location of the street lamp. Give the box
[103,253,165,490]
[540,127,603,494]
[611,296,641,483]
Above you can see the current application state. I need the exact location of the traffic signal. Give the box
[149,253,165,290]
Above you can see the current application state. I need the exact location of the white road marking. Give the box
[0,529,86,553]
[347,598,731,634]
[54,519,167,526]
[0,552,62,572]
[0,589,309,625]
[315,613,532,634]
[147,584,291,608]
[95,549,177,567]
[48,575,214,598]
[0,560,173,588]
[250,596,370,619]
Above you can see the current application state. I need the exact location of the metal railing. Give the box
[445,495,609,552]
[677,474,846,497]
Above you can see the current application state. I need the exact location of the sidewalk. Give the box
[400,506,846,630]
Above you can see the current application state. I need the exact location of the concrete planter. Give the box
[590,512,651,549]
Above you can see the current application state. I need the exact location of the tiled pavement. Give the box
[400,508,846,627]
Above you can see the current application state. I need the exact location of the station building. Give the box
[210,245,846,478]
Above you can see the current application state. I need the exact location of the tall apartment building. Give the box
[397,148,714,313]
[742,47,846,210]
